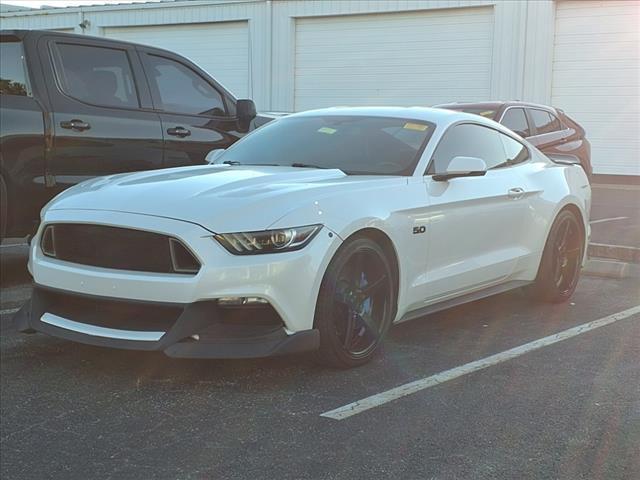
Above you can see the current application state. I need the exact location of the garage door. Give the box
[294,7,494,111]
[104,22,250,98]
[552,0,640,176]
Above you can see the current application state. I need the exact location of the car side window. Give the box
[53,43,140,109]
[429,123,516,173]
[498,131,529,165]
[500,108,530,138]
[145,54,227,117]
[530,109,562,135]
[0,39,31,96]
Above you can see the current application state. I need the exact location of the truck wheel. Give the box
[0,176,7,241]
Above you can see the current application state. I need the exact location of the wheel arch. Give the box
[342,227,401,310]
[558,203,587,243]
[533,201,588,280]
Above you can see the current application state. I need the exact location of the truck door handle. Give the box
[167,126,191,138]
[507,187,525,200]
[60,119,91,131]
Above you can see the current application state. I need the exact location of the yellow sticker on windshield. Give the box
[403,122,429,132]
[479,111,495,118]
[317,127,337,135]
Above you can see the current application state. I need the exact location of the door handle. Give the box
[167,126,191,138]
[507,187,525,200]
[60,119,91,131]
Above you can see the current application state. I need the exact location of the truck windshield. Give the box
[215,115,435,176]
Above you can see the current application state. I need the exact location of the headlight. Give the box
[214,225,322,255]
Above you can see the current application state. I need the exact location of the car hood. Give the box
[47,165,402,232]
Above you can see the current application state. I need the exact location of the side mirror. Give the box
[205,149,225,164]
[433,156,488,182]
[236,99,257,133]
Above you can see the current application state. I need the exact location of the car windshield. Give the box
[215,115,435,175]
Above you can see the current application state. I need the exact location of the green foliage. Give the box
[0,78,27,96]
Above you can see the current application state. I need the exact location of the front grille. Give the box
[41,223,200,274]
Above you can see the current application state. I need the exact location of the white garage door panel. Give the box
[294,7,494,111]
[104,22,249,98]
[552,0,640,175]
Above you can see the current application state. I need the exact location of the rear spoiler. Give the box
[547,153,581,166]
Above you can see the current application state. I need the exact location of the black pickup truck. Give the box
[0,29,260,240]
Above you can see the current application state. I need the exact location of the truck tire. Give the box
[0,176,7,242]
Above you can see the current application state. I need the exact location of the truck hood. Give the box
[47,165,402,232]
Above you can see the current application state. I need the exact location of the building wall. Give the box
[2,0,638,175]
[0,0,556,111]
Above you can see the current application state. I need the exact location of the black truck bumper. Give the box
[14,286,319,359]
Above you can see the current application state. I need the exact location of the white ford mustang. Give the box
[15,107,591,367]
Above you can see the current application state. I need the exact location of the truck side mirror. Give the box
[237,99,257,133]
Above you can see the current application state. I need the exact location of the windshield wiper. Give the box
[291,162,330,169]
[223,161,330,168]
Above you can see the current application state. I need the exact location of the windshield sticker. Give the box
[317,127,337,135]
[403,122,429,132]
[479,111,495,117]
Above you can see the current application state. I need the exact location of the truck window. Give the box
[145,54,227,117]
[0,40,30,96]
[53,43,139,109]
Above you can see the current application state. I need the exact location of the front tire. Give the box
[313,237,396,368]
[530,210,584,303]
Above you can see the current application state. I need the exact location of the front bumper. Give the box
[30,209,343,332]
[14,286,319,358]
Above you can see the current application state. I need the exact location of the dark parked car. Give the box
[0,29,261,240]
[435,101,592,179]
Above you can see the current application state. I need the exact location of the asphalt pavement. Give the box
[590,184,640,248]
[1,182,639,479]
[1,271,639,479]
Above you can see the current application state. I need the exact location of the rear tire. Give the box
[0,176,7,242]
[529,210,584,303]
[313,237,396,368]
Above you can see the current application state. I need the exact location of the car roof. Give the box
[0,29,170,52]
[288,106,519,133]
[435,100,558,113]
[291,106,472,122]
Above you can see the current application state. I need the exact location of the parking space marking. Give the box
[590,216,629,225]
[321,305,640,420]
[0,307,20,316]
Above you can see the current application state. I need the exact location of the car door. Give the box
[138,49,243,168]
[423,123,535,301]
[41,35,164,192]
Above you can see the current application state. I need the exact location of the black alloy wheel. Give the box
[314,237,395,368]
[530,210,584,303]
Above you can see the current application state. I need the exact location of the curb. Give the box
[588,243,640,264]
[583,259,629,279]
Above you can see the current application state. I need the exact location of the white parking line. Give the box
[0,307,20,316]
[590,216,629,225]
[321,305,640,420]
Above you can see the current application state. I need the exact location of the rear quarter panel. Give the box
[519,151,591,277]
